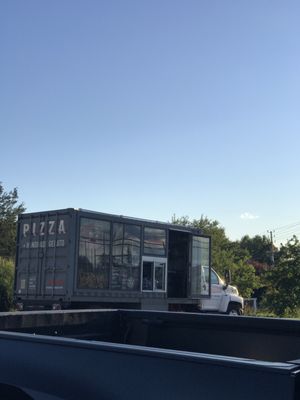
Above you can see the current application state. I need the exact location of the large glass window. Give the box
[143,227,166,256]
[112,223,141,290]
[191,236,210,297]
[77,218,111,289]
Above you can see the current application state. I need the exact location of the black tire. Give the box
[227,303,242,316]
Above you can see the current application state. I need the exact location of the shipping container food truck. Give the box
[14,208,243,314]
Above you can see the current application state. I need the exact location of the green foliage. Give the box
[0,257,14,311]
[253,309,277,318]
[240,235,273,265]
[0,182,25,258]
[229,260,261,299]
[239,235,274,279]
[262,237,300,317]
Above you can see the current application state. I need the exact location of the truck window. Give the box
[211,270,219,285]
[203,267,219,285]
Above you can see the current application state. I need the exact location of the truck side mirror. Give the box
[224,270,231,287]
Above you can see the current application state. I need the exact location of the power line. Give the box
[275,226,300,235]
[272,221,300,243]
[274,228,300,237]
[274,229,300,238]
[273,222,300,232]
[274,232,300,240]
[275,231,300,238]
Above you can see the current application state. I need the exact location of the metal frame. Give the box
[188,233,212,299]
[141,256,168,293]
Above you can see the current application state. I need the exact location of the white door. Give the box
[141,256,167,292]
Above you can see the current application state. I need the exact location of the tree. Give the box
[236,234,274,303]
[239,235,273,273]
[0,257,14,311]
[0,183,25,258]
[229,259,261,299]
[262,236,300,317]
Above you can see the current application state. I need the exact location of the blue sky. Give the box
[1,1,300,244]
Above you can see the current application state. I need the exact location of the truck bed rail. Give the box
[1,310,300,399]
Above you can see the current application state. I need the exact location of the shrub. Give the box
[0,257,14,311]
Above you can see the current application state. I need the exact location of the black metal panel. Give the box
[4,309,300,364]
[0,327,298,400]
[15,210,75,302]
[121,310,300,363]
[2,310,300,398]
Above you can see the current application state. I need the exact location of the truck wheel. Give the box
[227,304,242,316]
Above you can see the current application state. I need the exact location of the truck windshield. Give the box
[203,267,224,286]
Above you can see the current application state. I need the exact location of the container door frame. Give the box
[188,234,211,299]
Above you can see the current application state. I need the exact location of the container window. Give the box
[154,262,165,290]
[191,236,210,297]
[143,227,166,256]
[142,258,167,292]
[112,223,141,291]
[142,261,153,290]
[78,218,111,289]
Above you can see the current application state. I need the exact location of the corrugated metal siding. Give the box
[15,211,72,299]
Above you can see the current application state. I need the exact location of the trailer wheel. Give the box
[227,303,242,316]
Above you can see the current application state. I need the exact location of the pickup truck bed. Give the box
[0,309,300,399]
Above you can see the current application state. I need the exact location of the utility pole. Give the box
[267,230,275,266]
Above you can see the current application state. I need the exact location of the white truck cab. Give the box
[200,267,244,315]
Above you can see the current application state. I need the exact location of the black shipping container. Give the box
[14,209,212,311]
